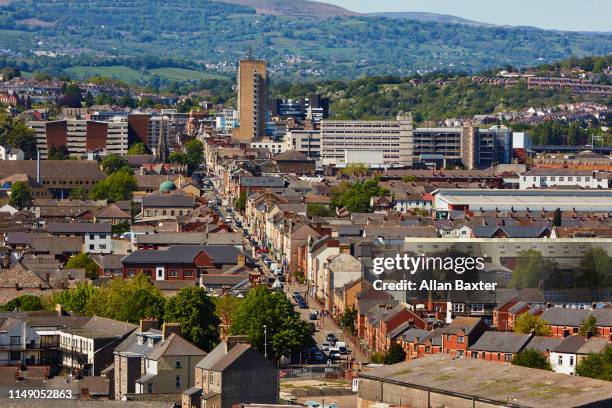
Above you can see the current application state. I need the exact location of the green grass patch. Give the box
[148,67,226,81]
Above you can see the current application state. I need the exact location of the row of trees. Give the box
[2,280,313,359]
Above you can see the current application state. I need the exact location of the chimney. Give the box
[225,335,249,353]
[140,318,159,333]
[55,304,63,316]
[162,322,181,340]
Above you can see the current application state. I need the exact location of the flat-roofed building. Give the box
[519,168,611,189]
[432,188,612,214]
[358,353,612,408]
[320,114,413,167]
[284,129,321,159]
[28,118,128,158]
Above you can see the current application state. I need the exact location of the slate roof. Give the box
[0,160,105,180]
[524,336,563,354]
[441,316,483,335]
[135,232,207,245]
[47,223,111,234]
[122,245,241,265]
[238,176,285,188]
[0,263,51,289]
[553,336,588,354]
[469,331,532,353]
[147,333,207,360]
[141,194,195,208]
[95,204,131,219]
[399,328,431,343]
[540,308,590,326]
[195,342,251,371]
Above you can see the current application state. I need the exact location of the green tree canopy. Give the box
[510,250,557,289]
[514,313,552,336]
[577,248,612,288]
[0,114,36,158]
[339,307,357,336]
[234,190,247,213]
[128,142,147,155]
[384,343,406,364]
[86,274,165,323]
[307,204,334,218]
[50,282,98,315]
[184,139,204,174]
[578,316,599,337]
[66,253,99,279]
[101,153,130,175]
[340,163,368,177]
[576,346,612,381]
[512,349,552,370]
[68,187,87,200]
[1,294,43,311]
[9,181,32,210]
[89,168,137,202]
[164,286,220,351]
[230,286,314,361]
[330,179,389,213]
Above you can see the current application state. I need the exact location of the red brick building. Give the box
[441,316,487,358]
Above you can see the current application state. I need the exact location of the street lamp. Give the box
[263,324,268,358]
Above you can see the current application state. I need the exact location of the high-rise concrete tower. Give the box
[235,58,267,142]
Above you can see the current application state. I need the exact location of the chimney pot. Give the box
[162,322,181,340]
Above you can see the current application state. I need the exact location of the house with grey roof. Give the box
[468,331,533,362]
[121,245,245,281]
[550,335,610,375]
[135,324,206,396]
[47,222,112,254]
[183,336,278,408]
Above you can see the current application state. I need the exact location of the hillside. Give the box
[367,12,491,26]
[220,0,356,18]
[0,0,611,79]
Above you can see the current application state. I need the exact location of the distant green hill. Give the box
[0,0,611,79]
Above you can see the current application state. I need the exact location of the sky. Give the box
[324,0,612,32]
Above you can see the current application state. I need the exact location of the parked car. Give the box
[309,311,318,320]
[326,333,338,344]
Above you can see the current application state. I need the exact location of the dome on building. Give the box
[159,180,176,192]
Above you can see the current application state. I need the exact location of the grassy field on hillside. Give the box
[63,65,227,83]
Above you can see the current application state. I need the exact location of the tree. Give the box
[307,204,334,217]
[48,144,70,160]
[512,349,552,370]
[576,346,612,381]
[111,221,131,235]
[66,253,99,279]
[89,168,137,202]
[510,250,556,289]
[83,91,95,107]
[128,142,147,155]
[101,154,129,175]
[384,342,406,364]
[330,179,389,213]
[164,287,219,351]
[184,139,204,174]
[578,316,599,337]
[1,294,43,311]
[339,307,357,336]
[234,190,247,213]
[168,151,187,164]
[214,295,242,327]
[371,352,385,364]
[340,163,368,177]
[552,208,562,227]
[0,114,37,158]
[577,248,612,288]
[50,282,97,315]
[69,187,87,200]
[230,286,314,361]
[9,182,32,210]
[86,274,165,323]
[514,313,552,336]
[401,175,418,182]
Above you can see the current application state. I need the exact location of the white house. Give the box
[550,336,609,375]
[519,169,611,190]
[47,223,112,254]
[0,318,40,365]
[0,145,24,160]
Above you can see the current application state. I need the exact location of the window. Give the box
[585,177,590,181]
[89,244,95,250]
[551,177,556,181]
[504,354,512,362]
[209,373,214,384]
[471,351,478,358]
[170,269,179,277]
[99,244,106,249]
[89,234,95,240]
[570,356,574,366]
[446,334,452,342]
[99,234,106,239]
[184,269,194,277]
[559,177,564,181]
[577,177,582,181]
[425,346,431,353]
[127,269,135,277]
[175,359,182,368]
[568,177,573,181]
[457,336,464,344]
[471,304,484,313]
[452,304,465,313]
[558,355,563,365]
[147,383,153,394]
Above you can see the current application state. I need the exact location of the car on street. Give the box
[326,333,338,344]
